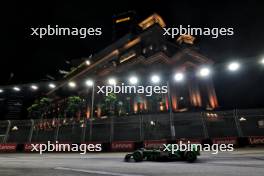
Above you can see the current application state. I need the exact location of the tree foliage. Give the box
[65,96,82,117]
[101,93,117,116]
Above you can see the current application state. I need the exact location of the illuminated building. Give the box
[47,13,219,118]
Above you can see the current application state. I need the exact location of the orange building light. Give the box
[138,13,166,30]
[115,17,130,24]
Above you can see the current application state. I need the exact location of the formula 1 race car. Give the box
[124,146,200,162]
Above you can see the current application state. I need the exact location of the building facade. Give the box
[47,14,218,119]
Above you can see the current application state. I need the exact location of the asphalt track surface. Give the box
[0,148,263,176]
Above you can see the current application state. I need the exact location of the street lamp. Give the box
[151,75,161,84]
[68,81,76,88]
[85,60,91,66]
[13,86,20,92]
[83,79,95,142]
[260,58,264,65]
[198,67,211,77]
[174,72,184,82]
[227,62,240,72]
[0,89,3,93]
[108,78,117,85]
[129,76,138,85]
[49,83,56,89]
[85,79,94,87]
[167,80,176,140]
[30,85,38,90]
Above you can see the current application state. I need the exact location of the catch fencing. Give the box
[0,109,263,143]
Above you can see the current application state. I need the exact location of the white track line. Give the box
[54,167,146,176]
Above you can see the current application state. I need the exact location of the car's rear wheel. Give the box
[184,151,197,162]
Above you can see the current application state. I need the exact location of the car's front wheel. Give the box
[184,151,197,162]
[124,154,132,162]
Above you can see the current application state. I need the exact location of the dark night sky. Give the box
[2,0,264,109]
